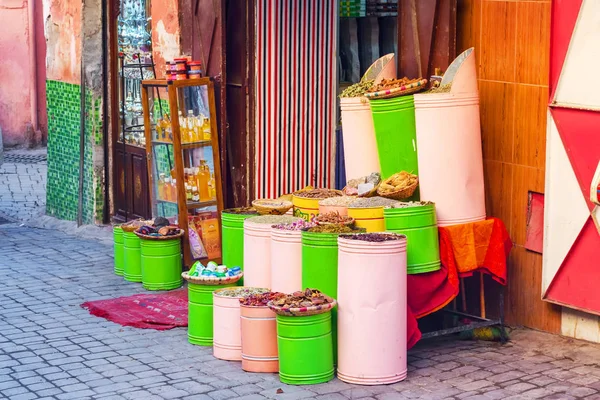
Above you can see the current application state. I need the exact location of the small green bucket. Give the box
[140,238,183,291]
[384,203,441,274]
[370,95,419,200]
[301,231,341,363]
[221,209,258,285]
[113,226,124,276]
[123,231,142,282]
[276,312,335,385]
[188,282,237,346]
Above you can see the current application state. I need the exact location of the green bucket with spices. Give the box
[369,95,420,199]
[221,208,259,285]
[113,226,124,276]
[123,231,142,282]
[276,311,335,385]
[384,202,441,274]
[139,234,183,291]
[188,281,237,346]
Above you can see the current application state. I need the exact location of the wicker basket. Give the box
[252,199,293,215]
[267,299,337,317]
[365,79,428,99]
[134,229,185,240]
[377,173,419,200]
[181,271,243,286]
[121,221,148,233]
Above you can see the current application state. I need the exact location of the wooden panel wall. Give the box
[456,0,561,332]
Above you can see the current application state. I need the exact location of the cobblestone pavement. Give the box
[3,225,600,400]
[0,148,47,222]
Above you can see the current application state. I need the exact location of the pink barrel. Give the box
[213,291,243,361]
[413,91,486,226]
[337,233,408,385]
[340,97,380,180]
[270,228,302,293]
[244,220,273,288]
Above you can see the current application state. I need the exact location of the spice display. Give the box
[216,287,270,298]
[340,233,405,242]
[318,196,356,206]
[388,201,433,209]
[223,207,258,215]
[189,260,241,278]
[239,292,285,307]
[339,80,375,98]
[349,197,400,208]
[314,212,354,226]
[252,199,293,215]
[368,77,423,93]
[306,225,358,234]
[427,83,452,93]
[377,171,419,200]
[272,220,316,231]
[343,172,381,196]
[294,189,342,199]
[246,215,301,224]
[270,288,334,308]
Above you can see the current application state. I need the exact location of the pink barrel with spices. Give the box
[271,228,302,293]
[240,304,279,372]
[337,233,408,385]
[213,290,243,361]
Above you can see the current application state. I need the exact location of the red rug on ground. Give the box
[81,289,188,330]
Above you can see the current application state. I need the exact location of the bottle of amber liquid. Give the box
[208,173,216,199]
[171,179,177,201]
[185,183,192,201]
[199,162,210,201]
[192,186,200,202]
[163,177,172,201]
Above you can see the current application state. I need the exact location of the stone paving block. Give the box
[504,382,536,393]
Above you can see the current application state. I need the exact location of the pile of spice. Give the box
[368,77,423,93]
[340,233,405,242]
[388,201,433,209]
[318,196,356,206]
[189,260,241,278]
[215,287,269,298]
[135,217,180,237]
[270,288,334,308]
[306,225,359,234]
[272,220,316,231]
[240,292,285,306]
[378,171,418,195]
[223,207,258,215]
[339,80,375,98]
[427,83,452,94]
[294,189,342,199]
[314,212,354,226]
[349,197,400,208]
[343,172,381,196]
[246,215,301,224]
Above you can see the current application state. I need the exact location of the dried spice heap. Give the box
[272,220,316,231]
[306,225,358,233]
[216,287,269,298]
[318,196,356,206]
[388,201,433,209]
[271,288,334,308]
[349,197,400,208]
[240,292,285,306]
[341,233,405,242]
[246,215,301,224]
[339,79,375,98]
[223,207,258,215]
[315,212,354,225]
[294,189,342,199]
[368,77,422,92]
[378,172,418,194]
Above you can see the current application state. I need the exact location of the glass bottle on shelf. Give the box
[164,115,172,142]
[202,115,211,140]
[209,173,216,200]
[179,111,187,144]
[199,161,210,201]
[192,186,200,202]
[185,183,192,201]
[164,177,172,201]
[187,110,197,143]
[171,179,177,201]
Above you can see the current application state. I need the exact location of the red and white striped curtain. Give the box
[255,0,338,199]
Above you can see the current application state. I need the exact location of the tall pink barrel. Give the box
[340,97,380,180]
[271,228,302,293]
[244,220,272,288]
[337,233,407,385]
[413,91,486,226]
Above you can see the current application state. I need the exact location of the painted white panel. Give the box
[542,112,590,296]
[554,0,600,110]
[562,307,600,343]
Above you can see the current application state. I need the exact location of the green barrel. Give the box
[140,238,183,290]
[370,95,420,200]
[123,231,142,282]
[188,282,236,346]
[113,226,124,276]
[384,203,441,274]
[301,231,340,362]
[221,209,258,285]
[276,312,335,385]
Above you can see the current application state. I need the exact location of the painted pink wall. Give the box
[0,0,32,147]
[45,0,81,84]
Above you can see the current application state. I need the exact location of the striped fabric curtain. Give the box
[255,0,339,199]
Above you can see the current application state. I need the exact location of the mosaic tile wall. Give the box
[46,80,101,224]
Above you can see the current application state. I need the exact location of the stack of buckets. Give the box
[113,224,183,291]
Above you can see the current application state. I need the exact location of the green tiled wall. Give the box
[46,80,103,224]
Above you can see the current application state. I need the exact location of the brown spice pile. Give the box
[270,288,334,308]
[368,77,422,92]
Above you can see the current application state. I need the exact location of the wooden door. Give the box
[114,145,150,221]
